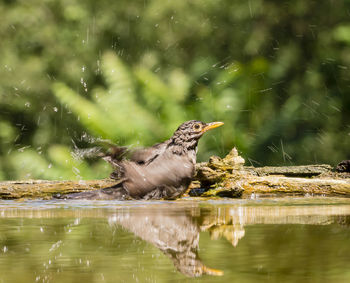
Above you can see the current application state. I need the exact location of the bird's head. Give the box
[170,120,224,152]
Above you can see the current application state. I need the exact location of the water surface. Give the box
[0,197,350,282]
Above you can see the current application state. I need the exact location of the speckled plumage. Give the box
[62,120,223,200]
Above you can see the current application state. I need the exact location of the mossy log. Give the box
[0,179,116,199]
[191,148,350,198]
[0,148,349,199]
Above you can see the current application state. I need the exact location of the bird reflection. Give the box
[108,207,224,277]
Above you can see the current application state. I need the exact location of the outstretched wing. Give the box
[103,141,169,180]
[129,142,168,165]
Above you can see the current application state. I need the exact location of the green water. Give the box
[1,197,350,283]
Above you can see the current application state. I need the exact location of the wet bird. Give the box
[61,120,223,200]
[336,160,350,173]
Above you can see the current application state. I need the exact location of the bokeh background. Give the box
[0,0,349,180]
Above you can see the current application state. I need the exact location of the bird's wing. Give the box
[129,142,168,165]
[98,144,130,179]
[102,142,168,180]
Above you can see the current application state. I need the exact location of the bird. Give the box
[59,120,224,200]
[336,160,350,173]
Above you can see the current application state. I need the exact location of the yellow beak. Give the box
[201,121,224,133]
[202,266,224,276]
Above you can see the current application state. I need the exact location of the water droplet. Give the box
[73,167,81,174]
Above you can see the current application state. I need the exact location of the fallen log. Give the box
[0,148,349,199]
[191,148,350,198]
[0,179,115,199]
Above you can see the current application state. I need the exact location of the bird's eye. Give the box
[193,124,201,130]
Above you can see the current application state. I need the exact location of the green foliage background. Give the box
[0,0,349,180]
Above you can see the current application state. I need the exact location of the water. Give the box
[0,197,350,282]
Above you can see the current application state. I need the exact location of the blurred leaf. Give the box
[334,25,350,43]
[53,82,119,140]
[0,0,349,179]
